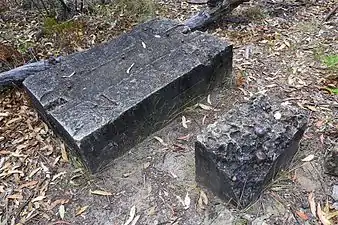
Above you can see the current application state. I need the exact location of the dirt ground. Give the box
[1,0,337,224]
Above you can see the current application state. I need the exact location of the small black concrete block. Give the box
[195,95,308,208]
[23,19,233,172]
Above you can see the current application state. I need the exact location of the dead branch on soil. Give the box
[184,0,250,31]
[0,57,61,87]
[323,4,338,22]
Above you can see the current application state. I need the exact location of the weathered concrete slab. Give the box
[23,19,233,172]
[195,95,308,208]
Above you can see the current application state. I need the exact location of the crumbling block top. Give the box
[196,95,308,207]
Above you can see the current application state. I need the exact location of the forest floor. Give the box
[0,0,337,224]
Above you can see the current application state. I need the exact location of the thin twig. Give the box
[323,4,338,22]
[323,4,338,23]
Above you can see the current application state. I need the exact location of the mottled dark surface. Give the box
[325,149,338,176]
[195,95,308,208]
[23,18,233,172]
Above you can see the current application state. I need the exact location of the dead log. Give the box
[184,0,250,31]
[0,57,61,87]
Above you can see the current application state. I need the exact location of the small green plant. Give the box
[43,17,83,35]
[114,0,156,22]
[241,6,266,20]
[42,16,85,53]
[322,54,338,68]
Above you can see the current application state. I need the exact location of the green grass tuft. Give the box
[322,54,338,68]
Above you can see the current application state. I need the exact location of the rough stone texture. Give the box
[195,95,308,208]
[324,147,338,176]
[23,19,233,172]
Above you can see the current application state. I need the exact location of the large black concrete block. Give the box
[23,19,233,172]
[195,95,308,208]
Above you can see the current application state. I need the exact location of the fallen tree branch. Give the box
[323,3,338,22]
[184,0,250,31]
[0,57,61,87]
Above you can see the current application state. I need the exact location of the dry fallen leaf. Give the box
[274,111,282,120]
[28,168,41,178]
[59,205,65,219]
[7,194,23,200]
[32,195,46,202]
[320,134,325,145]
[143,162,150,169]
[18,180,38,189]
[184,193,191,210]
[126,63,135,74]
[61,143,68,162]
[198,190,208,209]
[147,206,156,216]
[52,171,67,181]
[90,190,113,196]
[76,205,89,216]
[305,105,318,112]
[296,210,309,221]
[169,171,178,178]
[207,95,212,105]
[202,115,207,125]
[124,205,136,225]
[153,136,168,146]
[173,143,187,151]
[200,190,208,206]
[308,192,317,218]
[198,103,213,111]
[177,134,191,141]
[131,215,140,225]
[317,203,331,225]
[176,195,185,207]
[48,199,69,210]
[302,154,315,162]
[181,116,190,128]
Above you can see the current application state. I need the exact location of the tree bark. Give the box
[184,0,250,31]
[0,57,61,87]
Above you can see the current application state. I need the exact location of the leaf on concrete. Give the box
[198,103,213,111]
[302,154,315,162]
[202,115,207,125]
[177,134,191,141]
[207,95,212,105]
[274,111,282,120]
[153,136,168,146]
[184,192,191,210]
[182,116,190,128]
[126,63,135,74]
